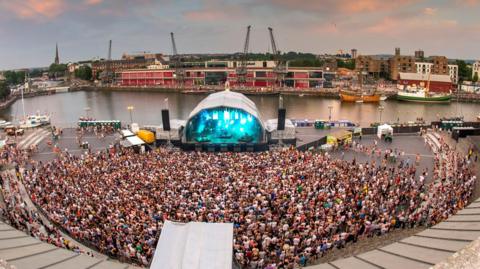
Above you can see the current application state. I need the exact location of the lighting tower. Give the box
[268,27,287,88]
[170,32,185,86]
[236,25,251,85]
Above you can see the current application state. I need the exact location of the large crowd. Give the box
[0,133,467,268]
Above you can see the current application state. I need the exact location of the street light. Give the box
[328,105,333,122]
[127,105,134,124]
[378,105,384,123]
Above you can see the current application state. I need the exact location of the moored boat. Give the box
[396,73,451,103]
[396,89,451,103]
[339,89,381,103]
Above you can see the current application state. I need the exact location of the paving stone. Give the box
[0,237,40,249]
[447,215,480,222]
[357,249,430,269]
[433,222,480,231]
[46,254,103,269]
[417,229,480,241]
[10,248,77,269]
[381,242,453,265]
[402,236,469,252]
[330,256,379,269]
[0,243,56,260]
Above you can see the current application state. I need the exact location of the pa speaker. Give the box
[277,108,286,130]
[161,109,170,131]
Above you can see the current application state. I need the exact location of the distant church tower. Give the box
[54,43,59,64]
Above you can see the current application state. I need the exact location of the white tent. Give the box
[150,221,233,269]
[377,124,393,139]
[265,118,296,140]
[120,136,145,147]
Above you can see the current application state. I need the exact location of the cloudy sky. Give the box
[0,0,479,70]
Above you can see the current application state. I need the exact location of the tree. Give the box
[0,81,11,100]
[337,59,355,70]
[74,66,92,81]
[456,60,472,83]
[474,72,479,83]
[49,63,67,78]
[3,70,26,85]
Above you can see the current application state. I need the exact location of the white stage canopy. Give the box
[150,221,233,269]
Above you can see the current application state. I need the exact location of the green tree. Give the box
[3,70,26,85]
[0,81,11,100]
[337,59,355,70]
[49,63,67,77]
[74,66,93,80]
[473,72,479,83]
[456,60,472,83]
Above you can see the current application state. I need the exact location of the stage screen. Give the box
[186,107,263,144]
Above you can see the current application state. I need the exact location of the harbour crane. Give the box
[170,32,185,86]
[268,27,287,87]
[236,25,251,85]
[100,40,114,84]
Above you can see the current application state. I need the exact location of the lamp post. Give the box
[328,105,333,122]
[127,105,134,124]
[378,105,384,123]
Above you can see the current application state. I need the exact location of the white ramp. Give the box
[151,221,233,269]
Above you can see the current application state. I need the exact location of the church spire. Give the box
[54,43,59,65]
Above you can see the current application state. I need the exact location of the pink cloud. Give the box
[456,0,479,6]
[85,0,103,6]
[1,0,66,20]
[184,9,228,21]
[423,7,437,15]
[365,16,459,36]
[266,0,419,14]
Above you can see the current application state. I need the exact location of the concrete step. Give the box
[357,249,430,269]
[38,253,102,269]
[380,242,452,265]
[0,229,31,240]
[417,229,480,241]
[457,208,480,215]
[330,256,379,269]
[447,215,480,222]
[90,260,131,269]
[0,236,41,249]
[401,236,468,252]
[305,264,337,269]
[0,242,56,260]
[433,221,480,231]
[10,249,77,269]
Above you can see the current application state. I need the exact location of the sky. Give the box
[0,0,479,70]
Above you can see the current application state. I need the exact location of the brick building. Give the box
[119,60,325,89]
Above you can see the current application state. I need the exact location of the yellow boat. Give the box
[339,89,381,103]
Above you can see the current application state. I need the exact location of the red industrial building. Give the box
[118,61,326,89]
[397,73,453,93]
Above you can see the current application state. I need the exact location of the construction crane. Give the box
[100,40,114,84]
[268,27,287,87]
[170,32,184,86]
[236,25,251,85]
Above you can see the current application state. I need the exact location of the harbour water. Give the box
[0,90,479,127]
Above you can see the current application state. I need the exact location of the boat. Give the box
[396,73,451,103]
[0,120,12,129]
[19,114,51,128]
[339,89,381,103]
[396,89,451,103]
